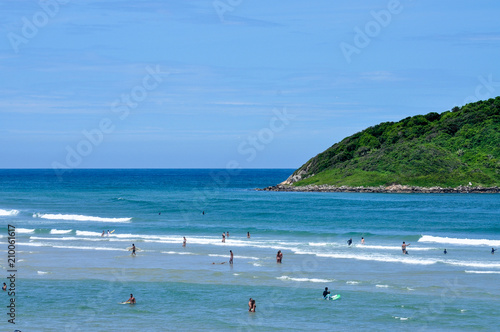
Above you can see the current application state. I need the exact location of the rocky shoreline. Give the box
[258,184,500,194]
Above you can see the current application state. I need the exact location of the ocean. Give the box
[0,169,499,331]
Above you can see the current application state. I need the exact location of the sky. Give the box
[1,0,499,169]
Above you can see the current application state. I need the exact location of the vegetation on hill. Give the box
[289,97,500,187]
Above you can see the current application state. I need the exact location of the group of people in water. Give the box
[347,237,497,256]
[119,230,497,306]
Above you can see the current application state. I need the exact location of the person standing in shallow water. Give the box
[247,232,250,238]
[276,250,283,263]
[229,250,233,264]
[402,241,410,254]
[183,237,186,247]
[492,248,496,254]
[248,298,256,312]
[361,237,364,244]
[222,232,225,243]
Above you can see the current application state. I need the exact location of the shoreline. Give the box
[258,184,500,193]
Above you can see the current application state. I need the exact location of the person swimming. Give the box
[347,238,352,246]
[444,249,447,254]
[492,248,496,254]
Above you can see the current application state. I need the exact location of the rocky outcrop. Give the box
[258,184,500,194]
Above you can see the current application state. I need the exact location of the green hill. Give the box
[285,97,500,188]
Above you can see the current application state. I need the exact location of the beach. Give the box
[1,169,499,331]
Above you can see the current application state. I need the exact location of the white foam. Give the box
[52,245,125,251]
[76,231,103,237]
[464,270,500,274]
[277,276,332,283]
[161,251,195,255]
[0,209,19,216]
[315,252,437,266]
[356,244,432,251]
[394,316,409,321]
[17,228,35,234]
[346,281,359,285]
[50,229,72,234]
[419,235,500,247]
[34,213,131,223]
[31,236,112,242]
[448,261,500,268]
[376,284,390,288]
[37,271,49,275]
[19,242,45,247]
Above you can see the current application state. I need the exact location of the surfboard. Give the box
[119,301,131,304]
[127,247,141,251]
[325,294,341,301]
[110,230,115,234]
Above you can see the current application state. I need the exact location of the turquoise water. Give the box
[0,169,499,331]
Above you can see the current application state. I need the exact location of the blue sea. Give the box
[0,169,499,331]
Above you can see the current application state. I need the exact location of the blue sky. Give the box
[1,0,499,169]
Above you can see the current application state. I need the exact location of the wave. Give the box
[17,228,35,234]
[346,281,360,285]
[37,271,49,275]
[33,213,131,223]
[161,251,195,255]
[464,270,500,274]
[419,235,500,247]
[448,261,500,269]
[314,252,437,266]
[50,229,72,234]
[376,284,390,288]
[355,244,433,251]
[277,276,333,283]
[76,231,105,237]
[0,209,19,216]
[52,245,125,251]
